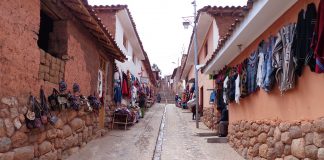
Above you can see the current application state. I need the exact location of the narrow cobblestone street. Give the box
[67,103,242,160]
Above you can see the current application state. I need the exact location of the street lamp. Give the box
[183,0,199,128]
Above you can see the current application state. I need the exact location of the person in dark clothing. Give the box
[218,107,229,137]
[139,92,146,118]
[156,93,161,103]
[191,105,196,120]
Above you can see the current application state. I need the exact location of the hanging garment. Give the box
[262,36,276,92]
[229,74,237,102]
[131,86,137,105]
[293,3,318,75]
[235,74,240,104]
[273,24,296,93]
[256,42,266,87]
[305,3,317,72]
[292,9,307,76]
[216,88,226,110]
[240,60,248,98]
[209,90,216,104]
[247,51,259,94]
[114,84,122,103]
[122,72,129,97]
[223,76,229,104]
[312,0,324,73]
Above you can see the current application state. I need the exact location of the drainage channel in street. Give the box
[152,104,167,160]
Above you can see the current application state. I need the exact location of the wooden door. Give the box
[200,86,204,110]
[98,57,106,129]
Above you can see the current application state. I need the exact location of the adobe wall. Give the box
[197,23,218,129]
[228,0,322,123]
[225,0,324,159]
[0,1,114,159]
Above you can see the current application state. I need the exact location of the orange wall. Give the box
[198,22,215,109]
[228,0,323,122]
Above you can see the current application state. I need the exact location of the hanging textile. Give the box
[223,76,229,104]
[247,51,259,94]
[235,74,240,104]
[262,36,276,92]
[305,3,317,72]
[292,8,307,76]
[209,90,216,104]
[273,24,296,93]
[122,72,129,97]
[256,41,266,87]
[240,59,248,98]
[293,3,318,75]
[114,83,122,104]
[311,0,324,73]
[228,72,237,102]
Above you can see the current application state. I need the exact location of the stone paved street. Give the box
[67,103,243,160]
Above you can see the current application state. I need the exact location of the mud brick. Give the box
[49,76,57,84]
[39,72,45,80]
[40,49,46,65]
[57,59,61,66]
[51,56,57,65]
[45,73,50,81]
[45,52,52,61]
[49,69,56,77]
[45,58,51,66]
[39,65,50,73]
[60,63,65,72]
[59,72,64,80]
[55,63,61,71]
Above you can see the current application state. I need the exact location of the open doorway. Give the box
[199,86,203,117]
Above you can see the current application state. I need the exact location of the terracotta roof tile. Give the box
[180,3,252,78]
[62,0,126,61]
[201,0,255,72]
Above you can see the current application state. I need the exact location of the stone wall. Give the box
[0,0,116,159]
[0,96,105,160]
[228,118,324,160]
[39,50,65,84]
[202,107,219,132]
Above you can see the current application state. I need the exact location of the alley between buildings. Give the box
[67,103,242,160]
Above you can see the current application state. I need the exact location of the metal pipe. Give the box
[192,0,199,128]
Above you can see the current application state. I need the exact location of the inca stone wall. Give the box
[228,118,324,160]
[202,107,220,133]
[0,96,105,160]
[0,1,115,159]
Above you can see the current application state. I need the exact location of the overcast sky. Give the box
[89,0,247,76]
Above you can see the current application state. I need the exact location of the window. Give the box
[123,34,128,50]
[38,11,54,54]
[204,41,208,58]
[38,10,67,84]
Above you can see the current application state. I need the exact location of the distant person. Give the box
[156,93,161,103]
[175,94,179,102]
[191,105,196,120]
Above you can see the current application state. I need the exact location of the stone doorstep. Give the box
[196,132,218,137]
[206,137,228,143]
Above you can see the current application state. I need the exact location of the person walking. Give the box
[191,104,196,120]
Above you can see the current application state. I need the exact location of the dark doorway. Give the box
[38,11,54,53]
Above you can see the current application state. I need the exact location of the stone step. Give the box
[206,137,228,143]
[196,132,218,137]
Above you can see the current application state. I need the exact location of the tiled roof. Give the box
[171,68,178,79]
[62,0,126,61]
[91,5,157,86]
[180,2,251,79]
[201,0,254,72]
